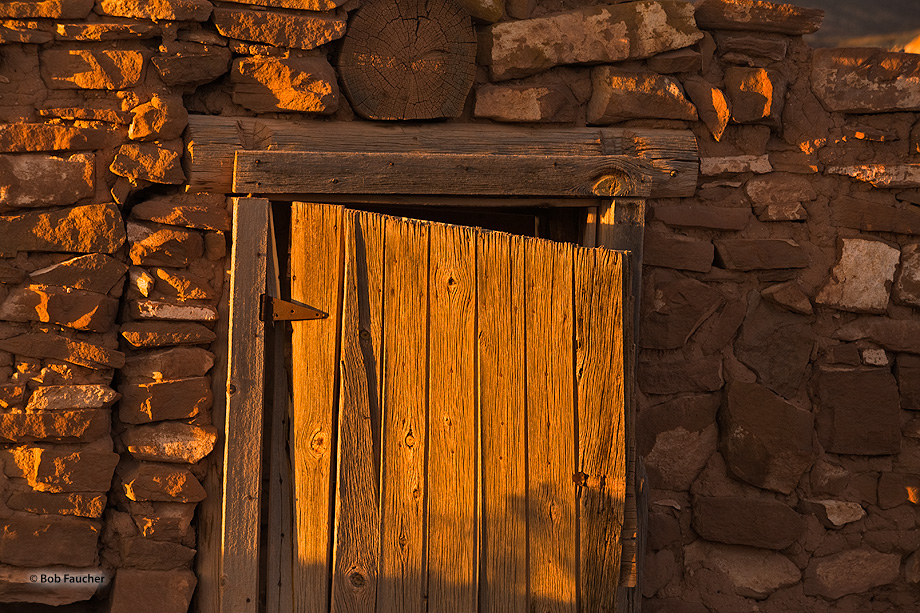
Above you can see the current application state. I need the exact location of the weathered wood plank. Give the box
[525,238,577,613]
[220,197,270,613]
[377,216,429,613]
[234,150,656,198]
[478,231,528,613]
[290,202,345,613]
[426,222,478,612]
[574,247,627,613]
[186,115,698,197]
[331,210,386,613]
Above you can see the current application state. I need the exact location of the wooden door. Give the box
[289,202,628,613]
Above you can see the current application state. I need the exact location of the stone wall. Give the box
[0,0,919,611]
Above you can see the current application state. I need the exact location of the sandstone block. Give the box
[0,0,93,18]
[724,66,784,125]
[831,196,920,235]
[715,238,807,270]
[6,445,119,492]
[129,95,189,142]
[97,0,213,20]
[130,267,155,297]
[120,322,217,349]
[131,502,195,540]
[651,204,749,230]
[714,31,789,62]
[121,347,215,381]
[0,21,53,44]
[681,76,730,142]
[637,394,718,491]
[29,254,128,294]
[0,153,93,211]
[745,173,817,208]
[834,317,920,354]
[122,422,217,464]
[0,203,125,256]
[7,489,106,518]
[108,569,196,613]
[0,409,109,443]
[127,222,204,267]
[0,515,100,567]
[0,285,118,332]
[895,244,920,307]
[486,1,701,80]
[0,333,124,370]
[588,68,697,125]
[0,384,26,409]
[111,141,186,185]
[700,155,772,175]
[40,49,146,90]
[153,269,216,301]
[827,164,920,189]
[640,269,723,350]
[815,238,900,314]
[25,385,119,411]
[693,0,823,35]
[720,381,816,494]
[131,199,231,231]
[761,281,813,315]
[119,537,196,570]
[804,549,900,599]
[118,377,212,424]
[120,463,206,502]
[643,231,713,273]
[0,123,118,153]
[799,499,866,529]
[647,47,702,73]
[638,354,723,395]
[474,85,571,122]
[232,56,338,114]
[684,541,800,600]
[877,472,920,509]
[897,355,920,410]
[757,202,808,222]
[213,7,346,50]
[692,496,804,549]
[130,300,219,323]
[813,366,900,455]
[0,563,105,605]
[812,48,920,113]
[216,0,343,7]
[53,21,159,41]
[152,43,232,86]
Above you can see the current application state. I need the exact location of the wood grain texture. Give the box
[290,202,345,613]
[426,222,478,612]
[377,216,429,613]
[478,231,528,613]
[525,238,577,613]
[185,115,698,197]
[221,197,270,613]
[332,210,386,613]
[233,151,656,198]
[337,0,476,119]
[574,247,626,613]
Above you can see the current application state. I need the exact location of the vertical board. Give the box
[377,217,430,613]
[574,248,627,613]
[525,239,577,613]
[290,202,345,613]
[427,223,478,611]
[478,232,528,613]
[221,197,270,613]
[332,211,387,613]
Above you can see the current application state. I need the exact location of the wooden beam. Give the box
[233,150,656,198]
[220,197,270,613]
[185,115,698,197]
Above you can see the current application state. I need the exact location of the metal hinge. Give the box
[259,295,328,322]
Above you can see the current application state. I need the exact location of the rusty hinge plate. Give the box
[259,295,327,322]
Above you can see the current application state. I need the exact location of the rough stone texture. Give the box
[813,366,900,455]
[762,281,813,315]
[588,68,697,125]
[0,515,101,567]
[799,499,866,528]
[130,300,218,322]
[122,422,218,463]
[684,541,801,600]
[643,231,713,273]
[640,269,723,349]
[129,95,189,142]
[693,0,824,34]
[647,47,701,73]
[53,22,159,41]
[119,537,196,570]
[812,48,920,113]
[120,462,207,503]
[720,381,816,494]
[474,85,571,122]
[130,502,195,541]
[692,496,805,549]
[895,244,920,307]
[232,56,338,114]
[0,0,94,18]
[108,569,196,613]
[831,196,920,235]
[682,76,730,141]
[834,318,920,354]
[745,173,817,208]
[700,155,772,175]
[40,49,146,90]
[715,238,807,270]
[213,7,346,50]
[5,445,119,491]
[724,66,784,125]
[0,153,93,211]
[97,0,213,21]
[111,141,186,185]
[25,385,119,411]
[127,222,203,267]
[651,204,749,230]
[29,254,128,294]
[131,199,230,231]
[815,238,900,314]
[486,1,702,80]
[0,563,104,605]
[0,123,118,152]
[897,355,920,410]
[735,299,815,398]
[118,377,213,424]
[637,394,718,491]
[6,489,107,518]
[804,549,901,599]
[152,43,232,86]
[0,409,110,443]
[0,333,125,369]
[714,31,788,62]
[121,347,215,381]
[638,354,723,395]
[828,164,920,189]
[120,322,217,349]
[877,472,920,509]
[153,269,216,300]
[0,285,118,332]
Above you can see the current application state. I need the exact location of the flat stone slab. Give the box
[0,203,125,257]
[812,48,920,113]
[694,0,823,35]
[232,55,338,114]
[804,549,900,599]
[815,238,900,313]
[0,153,93,210]
[588,68,697,124]
[213,7,346,50]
